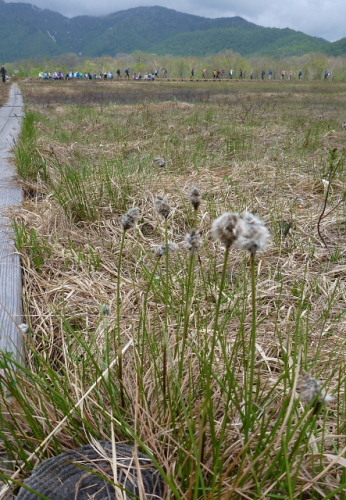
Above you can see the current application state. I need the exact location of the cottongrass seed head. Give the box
[155,196,171,219]
[100,304,111,316]
[121,207,140,231]
[154,157,166,168]
[211,212,244,248]
[297,370,334,412]
[190,186,202,211]
[18,323,29,334]
[237,211,270,256]
[155,242,179,257]
[185,230,203,254]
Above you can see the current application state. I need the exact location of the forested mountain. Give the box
[150,27,328,58]
[324,38,346,57]
[0,1,343,62]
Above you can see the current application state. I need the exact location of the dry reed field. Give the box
[1,78,346,499]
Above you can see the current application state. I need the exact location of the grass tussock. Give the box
[0,79,346,498]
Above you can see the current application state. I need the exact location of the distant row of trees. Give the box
[6,50,346,81]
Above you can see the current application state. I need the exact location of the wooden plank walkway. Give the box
[0,83,24,359]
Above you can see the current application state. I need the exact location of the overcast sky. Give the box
[4,0,345,42]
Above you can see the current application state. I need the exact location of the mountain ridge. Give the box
[0,2,343,61]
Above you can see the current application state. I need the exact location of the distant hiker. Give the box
[269,70,273,79]
[191,68,195,78]
[221,69,225,78]
[261,70,265,80]
[1,66,7,83]
[250,71,253,79]
[281,70,286,79]
[229,69,233,79]
[289,71,293,80]
[324,71,330,80]
[213,70,217,79]
[117,69,121,78]
[155,69,159,77]
[202,69,206,79]
[298,70,303,80]
[125,68,130,79]
[239,69,243,79]
[163,68,167,78]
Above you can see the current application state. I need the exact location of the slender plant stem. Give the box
[197,253,208,295]
[178,251,196,378]
[178,207,199,371]
[116,230,126,342]
[317,149,344,249]
[245,252,257,438]
[118,345,125,408]
[138,257,160,366]
[116,230,126,407]
[193,406,207,498]
[200,245,230,470]
[163,218,170,405]
[193,208,198,229]
[210,246,230,367]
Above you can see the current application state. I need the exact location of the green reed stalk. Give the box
[116,229,126,408]
[163,218,170,404]
[244,253,257,438]
[199,245,231,473]
[211,246,230,366]
[178,251,196,379]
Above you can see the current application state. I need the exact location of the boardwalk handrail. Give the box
[0,83,24,359]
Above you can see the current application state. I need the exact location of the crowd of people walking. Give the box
[37,67,333,81]
[38,68,168,80]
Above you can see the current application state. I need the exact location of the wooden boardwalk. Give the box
[0,83,24,358]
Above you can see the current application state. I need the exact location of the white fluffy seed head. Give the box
[121,207,140,231]
[297,371,334,408]
[154,157,166,167]
[236,211,270,256]
[18,323,29,334]
[185,230,203,253]
[155,242,179,257]
[100,304,111,316]
[211,212,244,248]
[155,196,171,219]
[190,186,202,211]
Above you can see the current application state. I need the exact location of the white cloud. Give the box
[4,0,346,41]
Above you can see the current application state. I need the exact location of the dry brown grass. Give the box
[0,83,10,107]
[2,79,346,498]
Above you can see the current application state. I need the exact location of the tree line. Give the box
[6,50,346,81]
